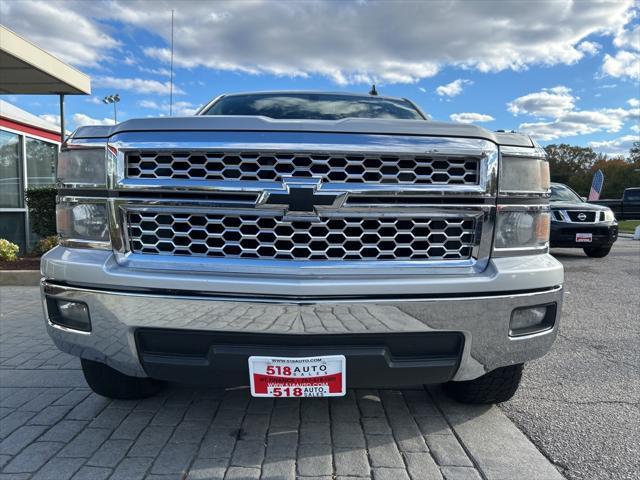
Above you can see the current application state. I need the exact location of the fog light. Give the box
[509,304,555,337]
[47,298,91,332]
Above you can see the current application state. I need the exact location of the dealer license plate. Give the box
[576,233,592,243]
[248,355,346,397]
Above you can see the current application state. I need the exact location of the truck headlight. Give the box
[57,200,111,248]
[499,156,550,195]
[57,147,107,187]
[603,209,615,222]
[494,206,550,253]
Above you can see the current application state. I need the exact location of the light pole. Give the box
[102,94,120,123]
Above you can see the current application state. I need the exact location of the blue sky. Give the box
[2,0,639,156]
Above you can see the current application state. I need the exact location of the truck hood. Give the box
[69,116,534,148]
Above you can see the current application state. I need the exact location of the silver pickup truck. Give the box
[41,91,563,404]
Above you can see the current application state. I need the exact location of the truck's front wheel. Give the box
[583,245,611,258]
[81,359,163,399]
[443,363,523,404]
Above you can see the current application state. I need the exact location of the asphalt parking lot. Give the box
[1,240,637,480]
[502,237,640,480]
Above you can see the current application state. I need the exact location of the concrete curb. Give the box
[0,270,41,286]
[429,385,565,480]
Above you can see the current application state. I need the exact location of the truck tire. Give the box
[583,246,611,258]
[443,363,523,404]
[81,359,163,399]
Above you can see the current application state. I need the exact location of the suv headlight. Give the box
[57,147,107,187]
[494,206,550,253]
[57,200,111,248]
[603,209,615,222]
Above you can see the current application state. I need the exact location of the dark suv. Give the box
[550,182,618,257]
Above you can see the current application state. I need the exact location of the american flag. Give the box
[588,170,605,201]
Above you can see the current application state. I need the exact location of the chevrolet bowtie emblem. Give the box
[257,178,345,215]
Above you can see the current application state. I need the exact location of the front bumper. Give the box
[41,247,563,384]
[550,221,618,248]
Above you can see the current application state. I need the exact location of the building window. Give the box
[0,130,22,208]
[26,136,57,186]
[0,212,26,251]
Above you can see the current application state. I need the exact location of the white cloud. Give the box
[39,114,60,127]
[507,86,575,118]
[630,124,640,133]
[518,108,636,141]
[588,134,639,156]
[137,99,199,116]
[3,1,638,85]
[139,67,173,78]
[0,1,119,67]
[449,112,495,124]
[577,41,601,56]
[520,107,637,141]
[602,50,640,80]
[123,55,137,66]
[128,0,633,83]
[9,0,628,84]
[510,86,639,141]
[436,79,472,97]
[628,98,640,107]
[94,76,184,95]
[72,113,116,127]
[85,97,104,105]
[138,100,161,109]
[614,23,640,51]
[418,87,427,93]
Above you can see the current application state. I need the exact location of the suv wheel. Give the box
[81,359,163,399]
[443,363,523,404]
[583,246,611,258]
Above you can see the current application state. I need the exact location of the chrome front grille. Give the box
[126,211,476,261]
[125,151,480,185]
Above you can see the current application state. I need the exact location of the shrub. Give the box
[0,239,20,262]
[31,235,60,256]
[25,186,57,237]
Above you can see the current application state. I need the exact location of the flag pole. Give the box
[169,9,174,116]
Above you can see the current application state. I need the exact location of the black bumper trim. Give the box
[135,329,465,388]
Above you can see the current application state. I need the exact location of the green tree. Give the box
[544,144,596,195]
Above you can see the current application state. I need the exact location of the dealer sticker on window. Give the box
[248,355,346,397]
[576,233,593,242]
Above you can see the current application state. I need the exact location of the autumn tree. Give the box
[544,143,640,198]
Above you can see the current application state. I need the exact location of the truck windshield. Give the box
[550,184,582,203]
[202,93,424,120]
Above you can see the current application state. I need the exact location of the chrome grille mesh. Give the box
[127,211,476,261]
[125,151,480,185]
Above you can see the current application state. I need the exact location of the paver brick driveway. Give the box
[0,287,560,480]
